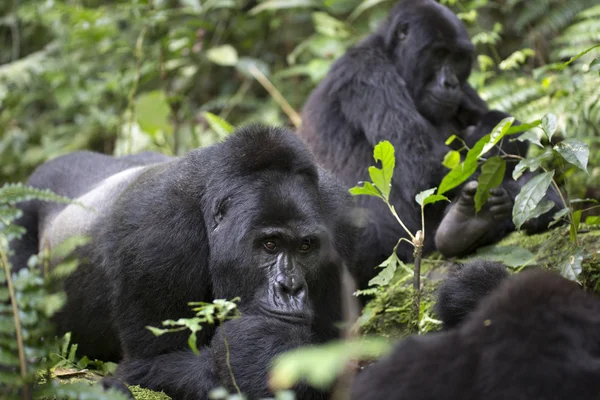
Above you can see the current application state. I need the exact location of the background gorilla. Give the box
[351,261,600,399]
[298,0,556,288]
[9,125,357,399]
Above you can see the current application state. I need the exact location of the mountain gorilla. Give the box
[351,261,600,399]
[9,125,358,399]
[299,0,556,288]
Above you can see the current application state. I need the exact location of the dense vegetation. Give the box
[1,0,599,399]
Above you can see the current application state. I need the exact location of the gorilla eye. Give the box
[263,240,278,252]
[298,238,312,253]
[397,23,409,41]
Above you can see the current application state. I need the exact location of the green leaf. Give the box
[146,326,171,336]
[549,207,569,228]
[505,119,541,135]
[473,245,534,268]
[349,181,381,198]
[349,0,389,20]
[445,134,458,145]
[312,12,350,38]
[512,150,553,180]
[442,150,461,169]
[541,114,558,142]
[438,134,488,195]
[136,90,172,136]
[570,210,582,243]
[270,337,391,391]
[0,183,73,206]
[368,141,395,199]
[415,188,449,207]
[203,112,235,139]
[249,0,319,14]
[475,156,506,212]
[516,131,543,148]
[553,139,589,174]
[479,117,515,157]
[368,252,401,287]
[206,45,238,66]
[585,216,600,226]
[512,171,554,230]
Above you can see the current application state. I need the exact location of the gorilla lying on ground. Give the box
[352,261,600,399]
[299,0,558,288]
[9,125,358,399]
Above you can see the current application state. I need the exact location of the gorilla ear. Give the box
[213,197,230,228]
[397,23,409,41]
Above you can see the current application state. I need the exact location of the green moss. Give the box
[129,385,172,400]
[359,226,600,338]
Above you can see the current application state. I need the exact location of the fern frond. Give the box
[0,183,73,206]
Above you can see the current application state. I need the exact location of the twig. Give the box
[10,0,20,61]
[0,248,29,398]
[126,25,148,154]
[222,334,241,395]
[248,65,302,128]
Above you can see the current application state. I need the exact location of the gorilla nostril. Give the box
[277,276,305,296]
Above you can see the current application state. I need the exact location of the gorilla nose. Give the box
[276,275,305,297]
[443,76,459,89]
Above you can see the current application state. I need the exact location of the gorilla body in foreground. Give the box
[9,125,357,399]
[352,261,600,399]
[299,0,555,288]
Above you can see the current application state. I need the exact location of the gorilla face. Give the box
[383,0,474,124]
[207,169,332,325]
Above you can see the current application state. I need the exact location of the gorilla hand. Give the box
[435,181,513,258]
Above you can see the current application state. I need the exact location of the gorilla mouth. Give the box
[259,306,312,324]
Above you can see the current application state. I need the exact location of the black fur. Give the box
[352,265,600,399]
[9,125,358,399]
[299,0,556,287]
[434,261,509,329]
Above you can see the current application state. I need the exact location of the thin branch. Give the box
[126,25,148,154]
[222,335,241,395]
[0,248,29,397]
[248,65,302,128]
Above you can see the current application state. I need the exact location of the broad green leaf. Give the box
[415,188,436,207]
[312,12,350,38]
[512,171,554,230]
[206,45,238,66]
[422,194,450,206]
[442,150,461,169]
[368,141,395,199]
[270,337,391,391]
[349,0,389,20]
[549,207,569,228]
[570,210,582,243]
[541,114,558,142]
[349,181,381,198]
[553,139,589,174]
[479,117,515,157]
[136,90,172,136]
[561,249,583,281]
[512,150,553,180]
[516,131,543,148]
[368,252,400,287]
[585,216,600,225]
[438,134,488,195]
[203,112,234,139]
[473,245,534,268]
[475,156,506,212]
[250,0,319,14]
[505,119,541,135]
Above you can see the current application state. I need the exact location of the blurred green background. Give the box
[0,0,599,197]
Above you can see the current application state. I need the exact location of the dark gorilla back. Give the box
[9,125,358,398]
[351,263,600,400]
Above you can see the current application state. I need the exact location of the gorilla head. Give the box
[196,127,340,323]
[379,0,474,123]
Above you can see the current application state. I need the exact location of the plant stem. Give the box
[248,65,302,128]
[222,334,241,395]
[126,25,147,154]
[0,248,29,398]
[411,243,423,334]
[385,201,416,241]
